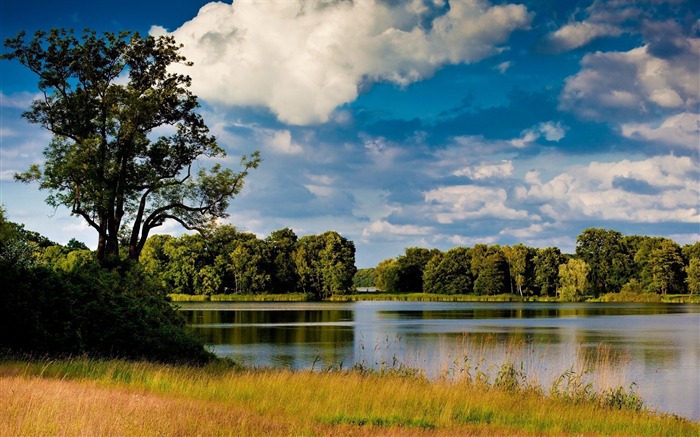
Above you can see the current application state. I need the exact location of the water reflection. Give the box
[178,301,700,420]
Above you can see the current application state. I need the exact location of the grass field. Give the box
[1,358,697,436]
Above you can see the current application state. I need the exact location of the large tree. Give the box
[423,247,473,295]
[293,231,356,299]
[558,258,590,301]
[502,244,532,296]
[394,247,439,293]
[533,247,564,297]
[3,29,259,263]
[575,228,632,295]
[266,228,300,293]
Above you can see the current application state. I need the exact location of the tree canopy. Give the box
[3,28,259,264]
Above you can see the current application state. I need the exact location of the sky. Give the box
[0,0,698,268]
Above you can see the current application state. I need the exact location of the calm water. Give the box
[178,301,700,420]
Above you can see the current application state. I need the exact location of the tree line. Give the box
[356,228,700,300]
[140,226,356,299]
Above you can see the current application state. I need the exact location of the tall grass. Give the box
[169,292,309,302]
[1,353,696,436]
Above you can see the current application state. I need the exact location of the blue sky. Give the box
[1,0,698,267]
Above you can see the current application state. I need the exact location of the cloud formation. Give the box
[560,36,699,122]
[519,155,699,224]
[453,160,514,180]
[546,21,623,52]
[621,112,700,150]
[153,0,531,125]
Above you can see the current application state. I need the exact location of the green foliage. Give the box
[293,231,356,299]
[648,240,685,295]
[353,268,377,288]
[423,247,473,295]
[266,228,299,293]
[685,258,700,294]
[601,384,644,411]
[3,28,259,263]
[598,291,662,303]
[576,228,633,295]
[230,237,271,294]
[533,247,564,297]
[620,279,645,294]
[374,258,400,292]
[393,247,439,292]
[558,258,590,301]
[473,248,509,296]
[138,226,355,297]
[549,367,596,403]
[502,244,533,296]
[0,233,212,364]
[494,361,527,392]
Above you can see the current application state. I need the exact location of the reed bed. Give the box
[1,351,696,437]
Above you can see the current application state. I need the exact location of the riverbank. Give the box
[1,358,696,436]
[169,292,700,303]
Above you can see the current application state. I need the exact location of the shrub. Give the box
[0,254,213,365]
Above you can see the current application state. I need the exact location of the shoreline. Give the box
[168,292,700,304]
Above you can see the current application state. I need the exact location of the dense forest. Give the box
[356,228,700,300]
[139,226,357,299]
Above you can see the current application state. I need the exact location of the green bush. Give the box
[0,254,213,365]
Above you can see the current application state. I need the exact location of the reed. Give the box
[169,293,309,302]
[1,355,696,437]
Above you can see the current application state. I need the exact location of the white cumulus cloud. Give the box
[560,40,700,122]
[511,121,567,147]
[520,155,699,224]
[261,129,303,155]
[424,185,532,224]
[453,160,514,180]
[546,21,622,52]
[153,0,531,125]
[621,112,700,150]
[362,220,433,238]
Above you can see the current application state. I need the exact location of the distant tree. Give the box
[394,247,438,292]
[423,247,473,295]
[293,231,355,299]
[470,245,509,295]
[558,258,589,301]
[3,29,259,264]
[353,268,377,288]
[266,228,299,293]
[620,278,644,294]
[161,234,206,295]
[66,238,89,251]
[139,234,174,288]
[622,235,646,280]
[576,228,632,295]
[229,236,271,294]
[533,247,564,297]
[634,237,685,294]
[648,240,684,295]
[682,242,700,264]
[685,258,700,295]
[318,231,357,296]
[375,258,400,292]
[503,244,532,296]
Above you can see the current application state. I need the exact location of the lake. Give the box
[178,301,700,421]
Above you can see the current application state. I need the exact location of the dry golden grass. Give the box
[0,359,697,437]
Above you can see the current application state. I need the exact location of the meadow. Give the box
[1,357,697,436]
